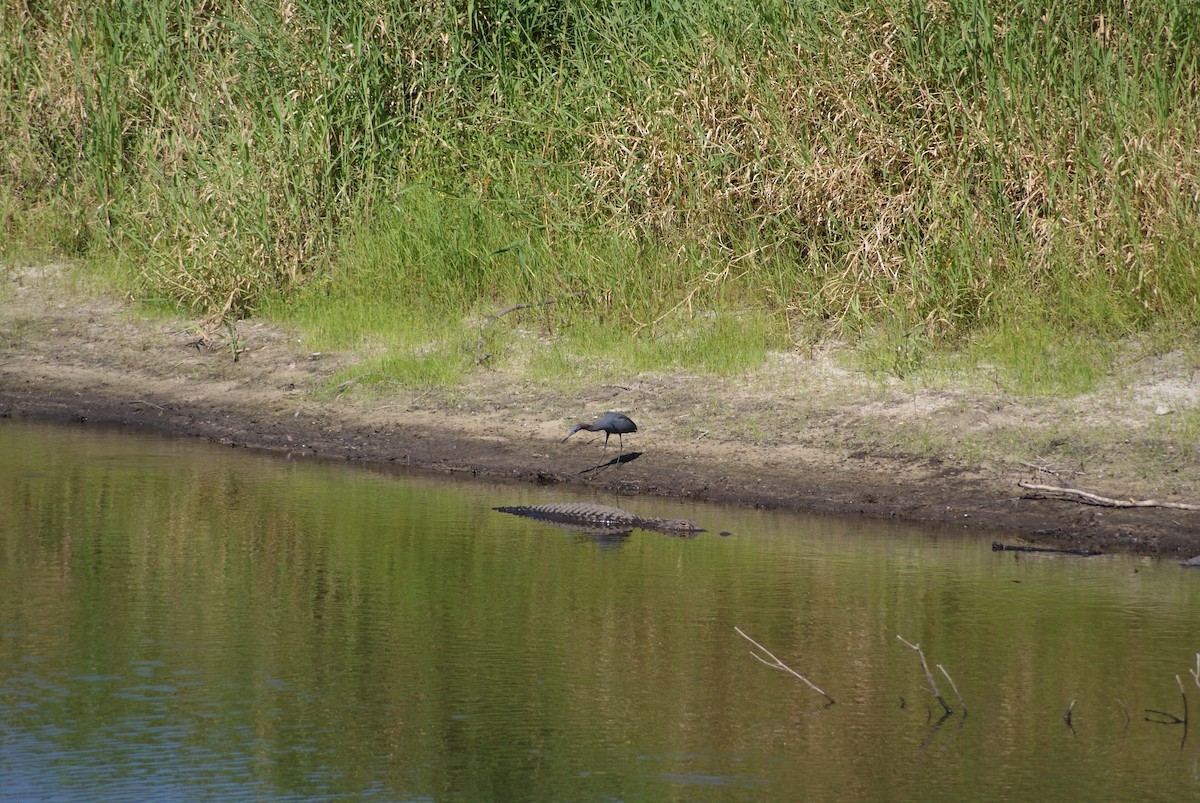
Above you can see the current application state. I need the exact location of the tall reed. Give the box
[3,0,1198,373]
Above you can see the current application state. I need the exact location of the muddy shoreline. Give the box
[4,265,1200,557]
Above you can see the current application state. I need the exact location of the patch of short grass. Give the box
[1145,405,1200,448]
[527,314,776,381]
[961,327,1117,397]
[324,346,471,393]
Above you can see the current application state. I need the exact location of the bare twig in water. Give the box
[1117,698,1131,730]
[735,627,835,705]
[897,636,953,715]
[1064,699,1077,736]
[1145,709,1186,725]
[937,663,966,715]
[1180,674,1190,732]
[1017,481,1200,511]
[1191,653,1200,692]
[919,710,955,751]
[1146,675,1190,750]
[1145,678,1188,726]
[1176,672,1185,729]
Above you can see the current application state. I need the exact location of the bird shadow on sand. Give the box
[577,451,643,474]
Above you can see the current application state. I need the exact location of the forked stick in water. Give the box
[937,663,966,715]
[735,627,835,705]
[898,635,953,716]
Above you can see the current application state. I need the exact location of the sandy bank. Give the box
[3,264,1199,557]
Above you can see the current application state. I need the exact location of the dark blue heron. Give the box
[562,411,638,459]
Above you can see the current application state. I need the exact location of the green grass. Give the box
[526,313,774,379]
[323,346,473,393]
[4,0,1199,391]
[1157,407,1200,448]
[963,327,1118,397]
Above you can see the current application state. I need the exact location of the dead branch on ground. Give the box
[474,297,565,364]
[1017,481,1200,511]
[735,627,835,705]
[333,373,383,395]
[897,635,953,716]
[1019,461,1083,477]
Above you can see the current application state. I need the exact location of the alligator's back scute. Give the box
[494,502,636,526]
[494,502,703,534]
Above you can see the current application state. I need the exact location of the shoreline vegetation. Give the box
[4,0,1198,385]
[4,261,1200,557]
[3,2,1200,552]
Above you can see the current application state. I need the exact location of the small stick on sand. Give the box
[735,627,835,705]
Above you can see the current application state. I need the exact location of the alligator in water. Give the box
[494,502,703,536]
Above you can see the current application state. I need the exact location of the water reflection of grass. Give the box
[4,421,1200,798]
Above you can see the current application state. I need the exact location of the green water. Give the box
[1,420,1198,801]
